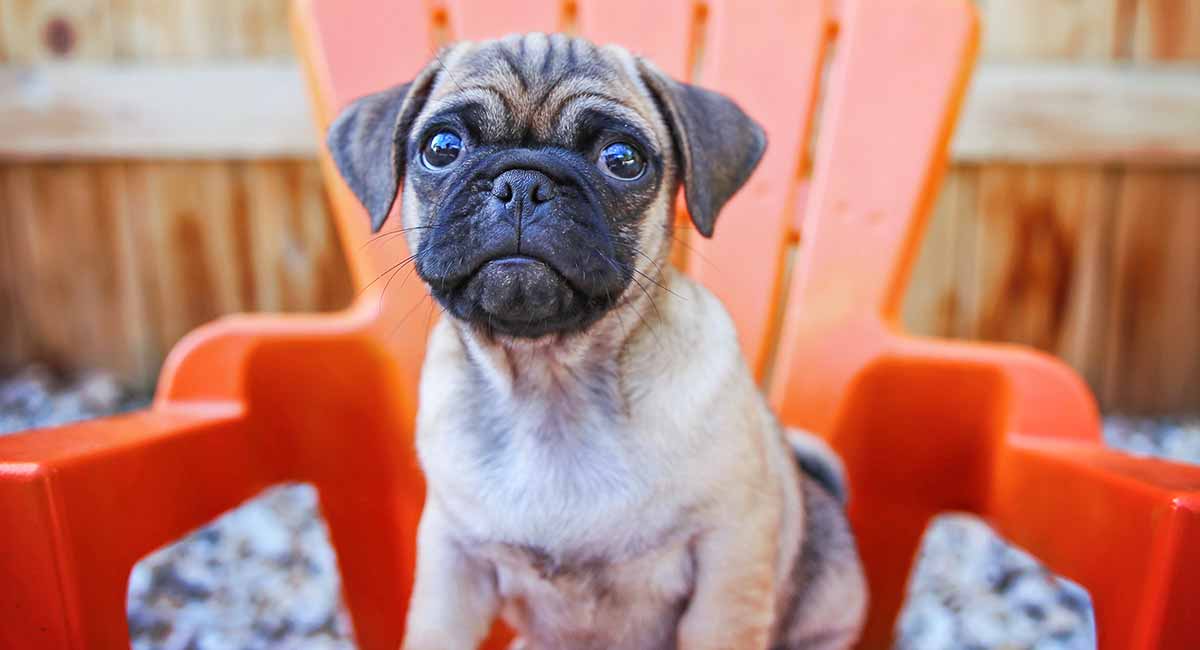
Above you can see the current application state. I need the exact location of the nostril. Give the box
[532,182,556,204]
[490,170,556,208]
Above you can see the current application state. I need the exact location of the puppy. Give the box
[328,33,867,650]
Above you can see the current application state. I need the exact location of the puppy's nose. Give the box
[491,169,556,208]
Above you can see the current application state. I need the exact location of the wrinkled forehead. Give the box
[415,33,662,148]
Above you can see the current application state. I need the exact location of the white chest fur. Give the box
[414,324,705,646]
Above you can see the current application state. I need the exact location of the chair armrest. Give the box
[0,406,258,649]
[0,302,425,649]
[989,437,1200,650]
[156,301,376,404]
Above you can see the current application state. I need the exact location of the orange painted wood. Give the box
[574,0,694,79]
[295,0,440,434]
[0,301,427,650]
[770,1,1200,648]
[3,1,1200,649]
[683,0,830,377]
[446,0,562,39]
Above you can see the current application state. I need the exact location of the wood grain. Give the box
[970,165,1115,390]
[1133,0,1200,60]
[109,0,293,60]
[0,64,315,159]
[0,0,116,62]
[0,168,30,370]
[1104,170,1200,413]
[969,0,1124,411]
[0,0,350,390]
[239,160,351,314]
[0,0,1196,413]
[8,162,152,380]
[3,62,1198,162]
[1102,2,1200,413]
[902,167,978,341]
[953,62,1200,164]
[978,0,1137,60]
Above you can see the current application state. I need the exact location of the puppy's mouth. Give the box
[435,254,606,339]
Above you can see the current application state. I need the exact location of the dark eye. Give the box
[422,130,463,169]
[598,142,645,180]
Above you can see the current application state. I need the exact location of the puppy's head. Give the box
[328,33,765,340]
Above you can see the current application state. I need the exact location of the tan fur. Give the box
[379,34,866,650]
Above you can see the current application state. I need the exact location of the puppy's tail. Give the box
[785,428,848,504]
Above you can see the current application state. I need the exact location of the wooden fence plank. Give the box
[0,168,31,370]
[0,162,150,379]
[902,166,978,340]
[1104,171,1200,413]
[1101,9,1200,414]
[959,0,1129,410]
[0,0,116,62]
[110,0,255,60]
[1133,0,1200,60]
[91,0,348,389]
[969,165,1115,390]
[231,0,294,59]
[107,0,291,60]
[0,64,315,159]
[0,0,1196,413]
[978,0,1137,60]
[123,161,247,349]
[3,62,1198,162]
[240,160,351,313]
[0,0,154,385]
[954,62,1200,164]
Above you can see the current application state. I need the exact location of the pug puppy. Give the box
[328,33,866,650]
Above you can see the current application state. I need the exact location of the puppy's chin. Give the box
[435,256,606,341]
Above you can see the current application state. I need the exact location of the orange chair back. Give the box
[295,0,981,645]
[298,3,1200,648]
[296,0,976,423]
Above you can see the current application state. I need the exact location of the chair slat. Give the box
[313,0,433,113]
[574,0,694,79]
[300,1,448,424]
[771,0,978,422]
[446,0,563,39]
[305,0,434,301]
[683,0,831,378]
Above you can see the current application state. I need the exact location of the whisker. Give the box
[425,290,438,331]
[357,252,421,298]
[388,293,434,340]
[591,248,663,349]
[631,247,667,279]
[377,263,406,314]
[667,231,717,269]
[628,295,662,349]
[603,280,632,339]
[632,266,684,300]
[360,225,432,250]
[628,274,663,321]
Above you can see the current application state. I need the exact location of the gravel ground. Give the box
[2,365,1197,649]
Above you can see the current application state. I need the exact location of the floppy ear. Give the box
[638,61,767,238]
[326,62,440,232]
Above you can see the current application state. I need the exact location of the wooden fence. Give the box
[0,0,1197,415]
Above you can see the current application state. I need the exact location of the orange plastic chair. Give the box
[2,1,1197,648]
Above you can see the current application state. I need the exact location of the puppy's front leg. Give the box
[678,506,780,650]
[403,502,499,650]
